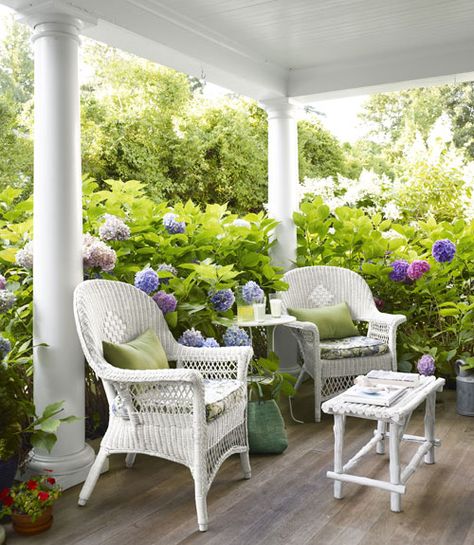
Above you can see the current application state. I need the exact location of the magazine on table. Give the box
[365,370,420,388]
[342,384,407,407]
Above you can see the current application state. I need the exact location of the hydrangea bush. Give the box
[295,196,474,374]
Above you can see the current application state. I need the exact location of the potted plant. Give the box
[0,475,61,535]
[0,355,76,491]
[247,351,295,454]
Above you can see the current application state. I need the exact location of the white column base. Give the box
[22,444,102,490]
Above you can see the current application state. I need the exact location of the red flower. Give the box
[2,495,13,507]
[27,480,38,490]
[38,491,49,502]
[0,488,10,500]
[47,477,56,485]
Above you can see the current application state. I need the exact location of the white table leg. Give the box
[424,392,436,464]
[389,422,402,512]
[376,420,386,454]
[333,414,346,499]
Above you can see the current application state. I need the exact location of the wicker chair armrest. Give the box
[101,366,204,385]
[361,311,407,327]
[177,345,253,382]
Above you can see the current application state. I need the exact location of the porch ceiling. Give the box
[4,0,474,101]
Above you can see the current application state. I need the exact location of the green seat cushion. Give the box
[287,302,358,340]
[103,329,169,370]
[320,336,389,360]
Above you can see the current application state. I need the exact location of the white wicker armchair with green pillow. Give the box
[279,266,406,422]
[73,279,253,532]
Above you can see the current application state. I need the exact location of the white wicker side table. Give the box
[321,375,445,512]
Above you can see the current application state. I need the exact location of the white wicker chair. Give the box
[73,279,253,532]
[279,266,406,422]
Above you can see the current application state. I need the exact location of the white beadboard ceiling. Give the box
[4,0,474,101]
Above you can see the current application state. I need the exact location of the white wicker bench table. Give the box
[321,375,445,512]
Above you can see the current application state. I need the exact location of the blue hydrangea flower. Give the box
[163,213,186,235]
[0,275,6,290]
[389,260,409,282]
[241,281,264,304]
[209,289,235,312]
[0,290,16,313]
[432,239,456,263]
[202,337,220,348]
[152,291,177,314]
[157,263,178,285]
[223,326,251,347]
[0,336,11,360]
[178,328,205,347]
[134,267,159,294]
[417,354,435,376]
[99,214,131,242]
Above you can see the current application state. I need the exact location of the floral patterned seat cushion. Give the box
[204,379,246,421]
[320,336,389,360]
[112,379,245,422]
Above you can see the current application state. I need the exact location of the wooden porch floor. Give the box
[5,387,474,545]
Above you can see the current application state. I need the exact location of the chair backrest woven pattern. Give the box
[280,266,376,320]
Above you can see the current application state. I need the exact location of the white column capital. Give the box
[261,97,301,120]
[15,0,96,34]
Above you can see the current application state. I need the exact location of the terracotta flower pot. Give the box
[11,506,53,535]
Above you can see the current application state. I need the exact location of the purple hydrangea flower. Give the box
[209,289,235,312]
[223,326,251,347]
[0,290,16,313]
[16,241,33,270]
[0,275,6,290]
[134,267,159,294]
[178,328,205,348]
[83,234,117,272]
[99,214,131,242]
[163,213,186,235]
[432,239,456,263]
[406,260,430,280]
[157,263,178,285]
[241,281,264,304]
[152,290,177,314]
[417,354,436,376]
[202,337,220,348]
[389,259,409,282]
[0,336,11,359]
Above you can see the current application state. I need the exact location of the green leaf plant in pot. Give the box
[247,352,296,454]
[0,347,77,492]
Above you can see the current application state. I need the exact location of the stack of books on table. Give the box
[342,384,407,407]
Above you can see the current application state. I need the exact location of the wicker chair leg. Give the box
[125,453,136,468]
[195,493,208,532]
[240,451,251,479]
[78,448,108,506]
[314,384,322,423]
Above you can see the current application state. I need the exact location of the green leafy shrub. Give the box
[295,196,474,375]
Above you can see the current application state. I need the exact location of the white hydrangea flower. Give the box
[16,241,33,270]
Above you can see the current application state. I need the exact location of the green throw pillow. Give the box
[103,329,169,370]
[287,302,358,340]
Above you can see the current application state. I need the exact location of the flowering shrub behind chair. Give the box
[295,196,474,375]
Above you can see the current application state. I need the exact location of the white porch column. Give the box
[262,98,300,375]
[262,98,300,271]
[25,10,95,488]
